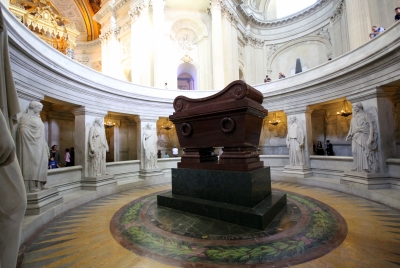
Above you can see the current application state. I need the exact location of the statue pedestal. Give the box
[81,175,117,191]
[157,167,287,230]
[341,171,391,189]
[25,188,63,216]
[139,169,164,180]
[282,165,313,178]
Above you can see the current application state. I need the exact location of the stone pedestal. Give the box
[157,167,287,230]
[25,188,63,215]
[282,165,313,178]
[139,169,164,180]
[340,171,391,189]
[81,175,117,191]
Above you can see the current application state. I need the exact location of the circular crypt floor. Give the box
[19,181,400,268]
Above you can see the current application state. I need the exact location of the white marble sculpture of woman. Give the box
[346,103,378,173]
[17,101,49,193]
[325,111,337,141]
[142,123,158,169]
[88,118,109,177]
[286,116,305,166]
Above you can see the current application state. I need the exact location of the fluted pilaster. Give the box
[210,0,225,90]
[346,0,372,50]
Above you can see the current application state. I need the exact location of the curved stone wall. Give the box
[5,5,400,117]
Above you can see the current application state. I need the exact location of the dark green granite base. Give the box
[157,191,287,230]
[171,167,271,207]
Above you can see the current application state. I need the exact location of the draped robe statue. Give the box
[286,116,305,166]
[17,101,49,193]
[346,103,378,173]
[0,6,27,267]
[88,118,109,177]
[142,123,158,169]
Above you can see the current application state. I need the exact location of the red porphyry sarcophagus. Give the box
[169,80,268,172]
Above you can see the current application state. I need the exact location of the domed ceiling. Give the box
[44,0,319,42]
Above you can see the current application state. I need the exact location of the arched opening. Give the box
[177,73,194,90]
[177,62,197,90]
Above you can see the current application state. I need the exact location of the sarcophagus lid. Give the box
[169,80,268,149]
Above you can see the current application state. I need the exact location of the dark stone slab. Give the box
[171,167,271,207]
[157,191,287,230]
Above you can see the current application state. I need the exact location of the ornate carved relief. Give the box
[9,1,80,55]
[244,35,264,48]
[330,0,345,23]
[77,56,90,66]
[315,26,331,44]
[259,114,288,145]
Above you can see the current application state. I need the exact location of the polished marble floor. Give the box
[19,182,400,267]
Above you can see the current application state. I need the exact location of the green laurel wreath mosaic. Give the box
[112,191,347,267]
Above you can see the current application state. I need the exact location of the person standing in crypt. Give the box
[70,147,75,166]
[50,144,60,163]
[315,141,324,155]
[65,148,71,166]
[286,116,305,166]
[325,140,333,156]
[0,6,27,268]
[88,118,109,177]
[17,101,50,192]
[172,145,178,157]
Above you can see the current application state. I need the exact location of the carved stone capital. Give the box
[244,35,264,48]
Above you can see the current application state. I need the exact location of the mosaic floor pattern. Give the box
[111,190,347,267]
[19,182,400,268]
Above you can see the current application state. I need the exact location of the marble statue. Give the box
[346,103,378,173]
[88,118,109,177]
[0,6,27,267]
[17,101,49,193]
[142,123,158,169]
[286,116,305,166]
[325,111,337,141]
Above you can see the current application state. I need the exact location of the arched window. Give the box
[177,62,197,90]
[177,73,194,90]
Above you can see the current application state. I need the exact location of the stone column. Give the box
[134,115,164,180]
[244,36,256,84]
[345,0,371,50]
[107,9,122,79]
[341,87,397,189]
[221,6,233,85]
[100,35,108,75]
[198,37,212,90]
[152,0,165,87]
[129,4,141,84]
[137,0,153,86]
[210,0,225,90]
[231,17,239,81]
[282,108,313,178]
